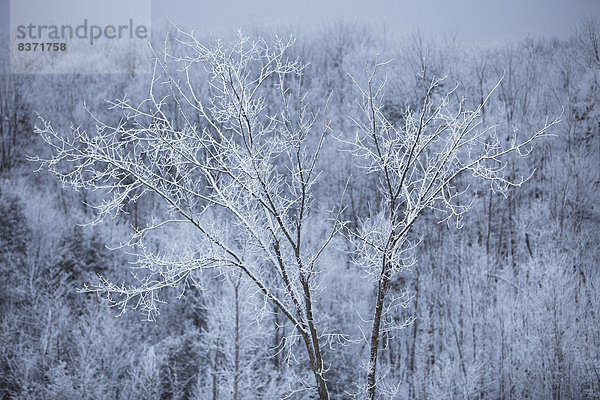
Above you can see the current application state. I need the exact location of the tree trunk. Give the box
[212,350,219,400]
[300,278,329,400]
[408,272,420,400]
[367,260,391,400]
[273,305,280,372]
[233,281,240,400]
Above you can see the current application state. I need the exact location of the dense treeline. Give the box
[1,18,599,399]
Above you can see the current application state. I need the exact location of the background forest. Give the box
[1,17,600,400]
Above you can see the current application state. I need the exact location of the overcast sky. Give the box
[150,0,600,42]
[2,0,599,43]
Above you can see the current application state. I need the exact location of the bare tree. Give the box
[346,60,559,400]
[33,32,342,399]
[575,15,600,66]
[0,56,31,173]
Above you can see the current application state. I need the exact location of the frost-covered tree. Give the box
[34,32,342,399]
[346,60,559,399]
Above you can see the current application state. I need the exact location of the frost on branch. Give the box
[345,60,560,400]
[33,31,343,398]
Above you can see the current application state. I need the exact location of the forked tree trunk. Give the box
[301,278,329,400]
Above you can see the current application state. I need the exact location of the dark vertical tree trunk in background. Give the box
[211,350,219,400]
[408,271,420,400]
[273,306,280,372]
[233,280,240,400]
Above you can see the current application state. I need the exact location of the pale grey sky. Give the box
[2,0,599,43]
[150,0,600,42]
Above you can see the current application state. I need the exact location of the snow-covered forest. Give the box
[1,18,600,400]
